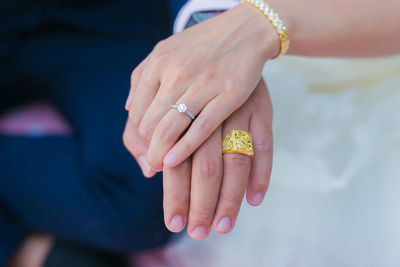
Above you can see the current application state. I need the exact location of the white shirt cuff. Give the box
[173,0,240,34]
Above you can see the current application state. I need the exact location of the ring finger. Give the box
[212,108,252,234]
[145,83,222,169]
[138,80,214,144]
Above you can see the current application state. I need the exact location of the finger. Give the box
[163,158,191,233]
[144,88,219,170]
[187,126,222,240]
[122,119,156,178]
[125,56,150,111]
[137,87,177,143]
[159,93,242,169]
[128,54,161,126]
[246,81,273,206]
[213,107,252,234]
[137,52,211,143]
[137,77,212,143]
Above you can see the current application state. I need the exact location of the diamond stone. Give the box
[177,104,187,112]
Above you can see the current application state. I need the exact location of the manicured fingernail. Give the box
[125,91,134,110]
[217,217,232,232]
[191,226,208,240]
[169,215,184,232]
[138,155,152,177]
[164,153,178,167]
[252,193,264,206]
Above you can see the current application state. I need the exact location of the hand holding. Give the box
[125,4,279,171]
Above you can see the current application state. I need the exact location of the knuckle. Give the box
[219,194,243,208]
[176,159,192,174]
[226,154,250,167]
[154,121,176,144]
[224,76,241,94]
[169,193,189,207]
[205,72,217,84]
[190,205,214,222]
[166,65,189,88]
[253,139,273,156]
[130,63,144,86]
[198,71,215,85]
[223,80,248,105]
[146,152,161,170]
[197,117,215,136]
[138,123,152,144]
[146,57,163,76]
[174,50,203,72]
[147,55,169,77]
[197,157,221,182]
[184,54,201,69]
[128,109,141,126]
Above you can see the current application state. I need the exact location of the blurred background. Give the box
[164,55,400,267]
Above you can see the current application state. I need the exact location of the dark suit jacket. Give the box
[0,0,188,39]
[168,0,189,20]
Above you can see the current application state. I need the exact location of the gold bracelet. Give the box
[241,0,289,58]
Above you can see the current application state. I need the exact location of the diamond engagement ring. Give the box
[171,103,195,120]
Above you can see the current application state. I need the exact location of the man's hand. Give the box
[123,79,273,239]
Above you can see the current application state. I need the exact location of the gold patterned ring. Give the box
[222,130,254,158]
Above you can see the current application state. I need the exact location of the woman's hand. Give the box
[125,4,279,171]
[124,79,273,239]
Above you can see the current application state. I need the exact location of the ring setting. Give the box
[222,130,254,157]
[171,103,195,120]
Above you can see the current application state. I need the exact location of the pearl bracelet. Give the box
[241,0,289,58]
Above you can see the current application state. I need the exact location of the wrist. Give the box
[236,3,282,60]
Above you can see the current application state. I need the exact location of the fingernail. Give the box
[164,153,178,167]
[217,217,232,232]
[169,215,184,232]
[252,193,264,206]
[125,91,134,110]
[138,155,152,177]
[191,226,208,240]
[152,167,163,172]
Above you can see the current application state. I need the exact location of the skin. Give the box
[9,234,53,267]
[125,1,400,172]
[124,79,273,239]
[124,0,400,239]
[125,4,278,171]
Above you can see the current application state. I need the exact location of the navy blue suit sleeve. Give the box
[167,0,189,20]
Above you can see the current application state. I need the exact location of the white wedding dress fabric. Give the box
[166,55,400,267]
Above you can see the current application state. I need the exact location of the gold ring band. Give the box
[222,130,254,157]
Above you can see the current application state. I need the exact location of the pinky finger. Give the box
[246,113,273,206]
